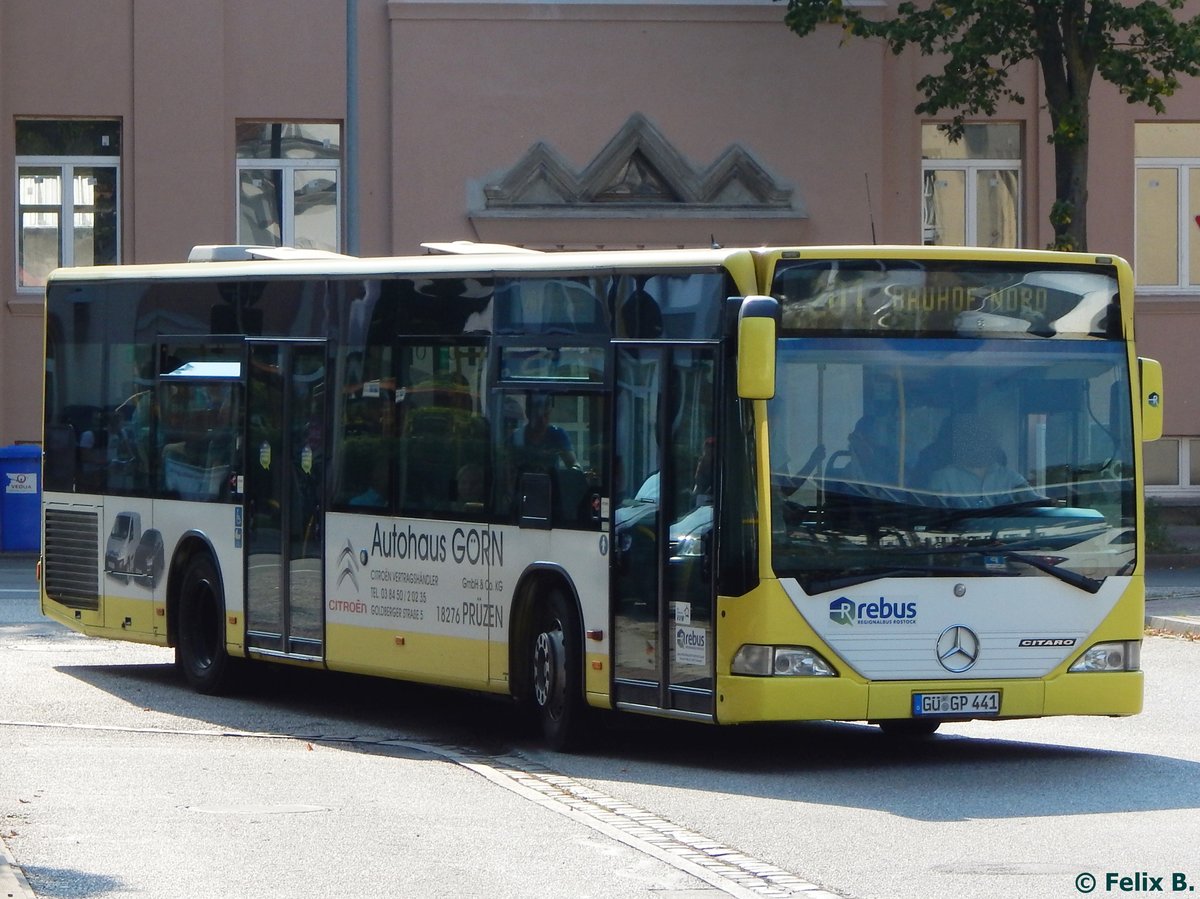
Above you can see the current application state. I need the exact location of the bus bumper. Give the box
[715,670,1143,724]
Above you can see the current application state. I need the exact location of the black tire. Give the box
[176,554,238,695]
[530,587,586,751]
[878,719,940,739]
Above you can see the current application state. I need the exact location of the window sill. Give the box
[1136,288,1200,297]
[7,294,45,316]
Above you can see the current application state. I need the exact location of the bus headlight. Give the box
[1068,640,1141,672]
[731,645,837,677]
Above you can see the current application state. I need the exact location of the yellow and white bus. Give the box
[39,244,1161,747]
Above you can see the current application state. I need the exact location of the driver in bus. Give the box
[930,413,1039,508]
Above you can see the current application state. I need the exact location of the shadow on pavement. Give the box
[55,654,1200,825]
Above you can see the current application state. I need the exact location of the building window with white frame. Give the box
[1134,122,1200,291]
[15,119,121,290]
[1143,436,1200,492]
[921,123,1021,248]
[236,122,341,253]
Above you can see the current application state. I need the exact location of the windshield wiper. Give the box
[991,550,1103,593]
[919,545,1103,593]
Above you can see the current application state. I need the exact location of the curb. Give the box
[1146,614,1200,637]
[1147,554,1200,569]
[0,842,35,899]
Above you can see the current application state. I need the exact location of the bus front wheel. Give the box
[176,554,237,695]
[530,588,584,751]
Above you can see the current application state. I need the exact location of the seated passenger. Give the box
[513,394,576,471]
[455,462,486,511]
[347,443,389,507]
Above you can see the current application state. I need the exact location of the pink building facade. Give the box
[2,0,1199,499]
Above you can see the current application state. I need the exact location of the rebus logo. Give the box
[829,597,856,626]
[829,596,918,625]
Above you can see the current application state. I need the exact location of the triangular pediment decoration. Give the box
[482,142,581,207]
[592,151,681,204]
[701,146,794,208]
[475,113,802,217]
[578,114,697,205]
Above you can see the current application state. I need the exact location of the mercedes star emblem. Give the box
[936,625,980,673]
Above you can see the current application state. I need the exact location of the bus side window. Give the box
[543,280,607,334]
[453,461,487,512]
[44,423,77,492]
[553,466,589,525]
[494,278,607,335]
[402,405,459,513]
[446,412,490,517]
[509,392,605,530]
[620,288,663,339]
[343,437,390,508]
[400,398,490,518]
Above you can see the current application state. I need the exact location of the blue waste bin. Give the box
[0,444,41,552]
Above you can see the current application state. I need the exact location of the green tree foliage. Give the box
[783,0,1200,250]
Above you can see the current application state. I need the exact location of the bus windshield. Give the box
[768,336,1135,593]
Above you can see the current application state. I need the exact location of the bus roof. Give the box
[45,244,1131,297]
[45,246,757,285]
[759,244,1126,266]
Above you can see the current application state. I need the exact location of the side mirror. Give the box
[737,295,779,400]
[1139,357,1163,442]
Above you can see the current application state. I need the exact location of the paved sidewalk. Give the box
[1145,558,1200,637]
[0,844,35,899]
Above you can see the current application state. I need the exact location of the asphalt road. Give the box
[0,634,729,898]
[4,554,1199,899]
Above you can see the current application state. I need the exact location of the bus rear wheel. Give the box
[176,554,238,695]
[530,588,584,751]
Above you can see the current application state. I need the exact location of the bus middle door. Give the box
[244,340,327,660]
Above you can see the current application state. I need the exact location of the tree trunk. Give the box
[1037,1,1095,252]
[1051,125,1089,252]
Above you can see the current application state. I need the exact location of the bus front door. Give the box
[244,341,327,660]
[612,345,717,718]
